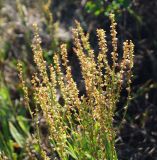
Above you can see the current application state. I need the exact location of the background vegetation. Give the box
[0,0,157,159]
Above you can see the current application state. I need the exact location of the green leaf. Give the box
[94,10,101,16]
[66,141,78,160]
[84,152,93,159]
[9,122,24,147]
[0,86,10,101]
[0,132,12,158]
[2,120,10,141]
[17,116,30,136]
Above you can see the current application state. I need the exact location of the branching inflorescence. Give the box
[18,14,134,160]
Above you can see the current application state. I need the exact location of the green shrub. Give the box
[85,0,132,16]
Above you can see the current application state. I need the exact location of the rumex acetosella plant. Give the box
[18,14,134,160]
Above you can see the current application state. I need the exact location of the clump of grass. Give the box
[18,14,134,160]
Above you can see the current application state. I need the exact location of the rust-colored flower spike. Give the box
[118,40,134,127]
[120,40,134,76]
[74,21,98,79]
[75,20,95,60]
[49,64,58,102]
[72,24,98,100]
[53,53,67,101]
[96,29,111,87]
[109,13,118,69]
[32,23,49,84]
[97,29,108,69]
[17,62,33,118]
[60,44,80,105]
[124,40,134,93]
[60,44,69,68]
[129,40,134,69]
[60,44,81,123]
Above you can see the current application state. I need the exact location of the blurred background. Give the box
[0,0,157,159]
